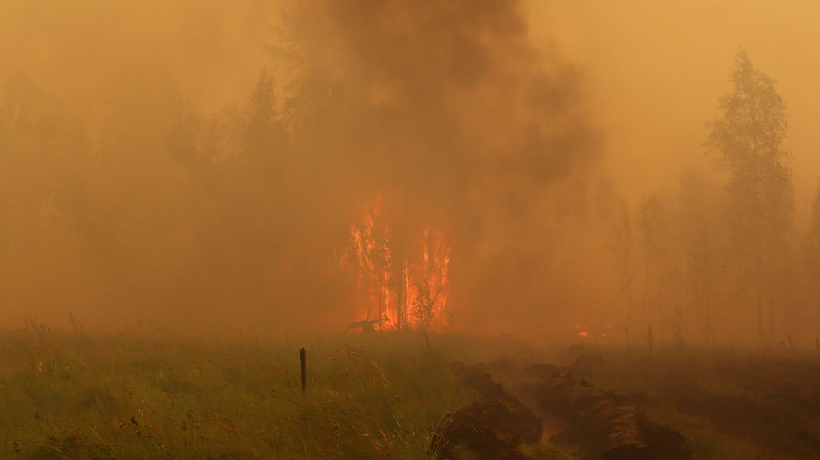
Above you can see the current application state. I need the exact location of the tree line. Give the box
[604,50,820,346]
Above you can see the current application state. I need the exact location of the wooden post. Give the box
[299,348,306,393]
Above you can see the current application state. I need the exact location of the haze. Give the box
[2,0,819,347]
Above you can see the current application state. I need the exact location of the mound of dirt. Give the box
[432,364,542,460]
[524,372,691,460]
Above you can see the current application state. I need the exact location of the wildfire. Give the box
[575,323,612,341]
[347,197,453,333]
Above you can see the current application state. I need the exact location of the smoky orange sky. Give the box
[1,0,818,343]
[531,1,820,211]
[6,1,816,196]
[5,0,818,196]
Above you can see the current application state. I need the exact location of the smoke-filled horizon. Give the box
[2,0,820,346]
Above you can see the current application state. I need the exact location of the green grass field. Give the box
[4,329,818,460]
[0,330,472,459]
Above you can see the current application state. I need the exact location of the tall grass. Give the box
[0,330,471,459]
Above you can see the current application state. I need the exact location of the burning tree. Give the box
[347,196,452,333]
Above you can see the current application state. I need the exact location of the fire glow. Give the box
[346,198,453,333]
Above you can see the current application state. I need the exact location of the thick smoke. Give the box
[0,0,603,338]
[270,0,601,335]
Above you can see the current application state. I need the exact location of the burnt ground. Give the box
[432,363,543,460]
[573,346,820,460]
[434,345,820,460]
[435,357,689,460]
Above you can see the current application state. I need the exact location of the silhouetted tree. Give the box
[610,199,634,335]
[678,171,721,342]
[638,194,669,329]
[799,179,820,336]
[706,49,794,342]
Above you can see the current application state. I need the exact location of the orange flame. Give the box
[346,198,453,333]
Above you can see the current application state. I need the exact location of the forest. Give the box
[2,1,820,459]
